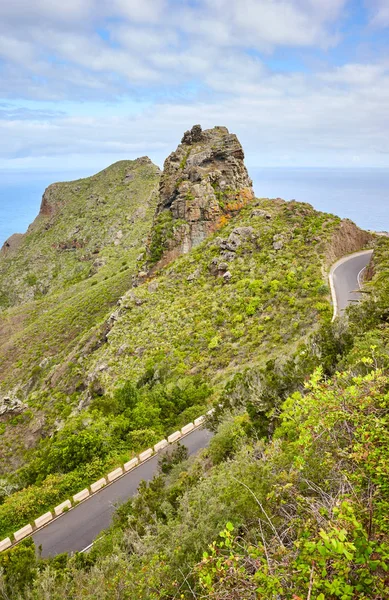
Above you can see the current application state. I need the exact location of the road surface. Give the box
[330,249,373,319]
[30,251,372,557]
[33,427,213,557]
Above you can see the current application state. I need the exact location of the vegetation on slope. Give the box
[0,194,358,539]
[0,144,382,600]
[0,237,387,598]
[85,199,340,393]
[0,159,160,473]
[2,235,389,599]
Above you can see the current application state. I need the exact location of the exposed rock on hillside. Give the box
[148,125,254,265]
[325,218,372,265]
[0,233,24,257]
[0,396,26,417]
[39,183,64,218]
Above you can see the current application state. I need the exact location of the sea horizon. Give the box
[1,166,388,247]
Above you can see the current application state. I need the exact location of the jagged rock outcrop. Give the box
[148,125,254,265]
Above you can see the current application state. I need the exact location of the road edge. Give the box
[1,416,213,555]
[329,249,373,322]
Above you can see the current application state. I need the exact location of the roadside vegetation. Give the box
[0,196,349,540]
[1,236,389,598]
[0,158,385,598]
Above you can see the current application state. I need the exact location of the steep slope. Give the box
[87,199,351,394]
[0,126,374,548]
[0,199,373,537]
[0,158,161,470]
[0,158,160,308]
[2,239,388,600]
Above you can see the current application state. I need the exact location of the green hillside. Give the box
[0,158,161,473]
[0,191,371,541]
[0,129,387,599]
[2,237,389,600]
[0,158,160,309]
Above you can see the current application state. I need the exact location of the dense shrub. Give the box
[0,375,212,540]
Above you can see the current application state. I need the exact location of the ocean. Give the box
[0,170,86,247]
[0,167,388,246]
[250,167,389,233]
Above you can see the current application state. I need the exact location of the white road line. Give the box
[357,266,367,289]
[80,535,104,553]
[80,542,94,553]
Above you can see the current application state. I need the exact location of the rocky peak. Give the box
[181,124,204,145]
[148,125,254,265]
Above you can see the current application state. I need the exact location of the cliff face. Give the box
[38,183,65,218]
[1,184,69,258]
[148,125,254,265]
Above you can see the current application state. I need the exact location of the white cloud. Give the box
[1,56,389,169]
[0,35,37,64]
[0,0,93,24]
[0,0,349,101]
[33,29,161,83]
[0,0,388,170]
[112,0,167,23]
[112,24,177,52]
[177,0,347,50]
[368,0,389,27]
[319,62,389,85]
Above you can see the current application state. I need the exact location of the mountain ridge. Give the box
[0,127,373,477]
[1,127,387,600]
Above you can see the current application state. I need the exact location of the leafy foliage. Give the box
[0,160,385,599]
[0,375,211,539]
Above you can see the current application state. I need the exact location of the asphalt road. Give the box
[30,251,372,557]
[330,249,373,318]
[33,427,213,557]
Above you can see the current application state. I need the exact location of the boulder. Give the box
[187,268,200,281]
[251,209,272,219]
[0,396,26,417]
[273,234,286,250]
[1,233,24,256]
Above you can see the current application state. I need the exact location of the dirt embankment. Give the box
[325,219,373,266]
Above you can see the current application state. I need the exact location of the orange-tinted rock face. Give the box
[149,125,254,264]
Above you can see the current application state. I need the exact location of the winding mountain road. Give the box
[33,427,213,558]
[28,250,373,558]
[329,249,373,320]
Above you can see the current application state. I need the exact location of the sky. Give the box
[0,0,389,173]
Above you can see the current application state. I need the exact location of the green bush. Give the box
[208,415,248,464]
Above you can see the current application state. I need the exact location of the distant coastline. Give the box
[1,166,389,247]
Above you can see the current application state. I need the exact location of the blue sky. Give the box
[0,0,389,172]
